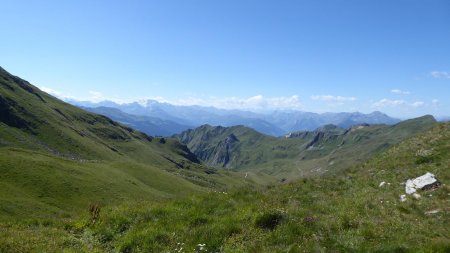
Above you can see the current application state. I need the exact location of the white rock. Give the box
[425,209,440,215]
[405,172,438,195]
[412,193,421,199]
[400,195,407,202]
[405,179,416,194]
[379,181,386,187]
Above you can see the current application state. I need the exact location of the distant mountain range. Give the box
[70,99,401,136]
[82,106,192,137]
[437,116,450,122]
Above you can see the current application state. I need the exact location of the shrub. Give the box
[254,211,284,230]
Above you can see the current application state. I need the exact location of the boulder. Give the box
[405,172,440,194]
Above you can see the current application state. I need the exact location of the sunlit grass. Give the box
[1,122,448,252]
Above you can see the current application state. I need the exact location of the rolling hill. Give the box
[175,117,437,179]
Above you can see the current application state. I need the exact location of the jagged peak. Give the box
[225,133,239,143]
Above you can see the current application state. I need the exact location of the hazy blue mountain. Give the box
[70,99,400,136]
[72,100,284,136]
[82,106,193,136]
[265,111,400,133]
[437,116,450,122]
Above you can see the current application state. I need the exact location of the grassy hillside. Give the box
[175,117,437,179]
[2,120,448,252]
[0,67,256,220]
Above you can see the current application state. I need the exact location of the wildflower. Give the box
[197,243,207,251]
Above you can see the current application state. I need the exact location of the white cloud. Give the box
[88,91,106,103]
[167,95,303,111]
[372,99,407,108]
[39,86,128,104]
[310,95,357,102]
[430,71,450,79]
[371,99,425,108]
[37,86,303,110]
[411,101,425,108]
[137,96,171,106]
[39,86,77,100]
[432,99,440,109]
[40,86,62,96]
[391,89,410,95]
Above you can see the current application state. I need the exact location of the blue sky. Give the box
[1,0,449,118]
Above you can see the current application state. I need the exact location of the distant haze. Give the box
[73,99,401,137]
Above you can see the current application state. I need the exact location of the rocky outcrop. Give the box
[0,94,35,130]
[405,172,441,194]
[211,134,239,168]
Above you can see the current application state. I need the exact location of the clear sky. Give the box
[1,0,449,118]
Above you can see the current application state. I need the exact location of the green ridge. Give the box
[175,117,437,179]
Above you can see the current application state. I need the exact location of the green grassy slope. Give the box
[0,67,254,220]
[2,120,448,252]
[175,117,437,179]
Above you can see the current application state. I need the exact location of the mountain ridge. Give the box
[175,116,437,179]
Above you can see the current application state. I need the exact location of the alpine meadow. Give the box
[0,1,449,252]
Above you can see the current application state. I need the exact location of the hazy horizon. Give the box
[56,95,442,120]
